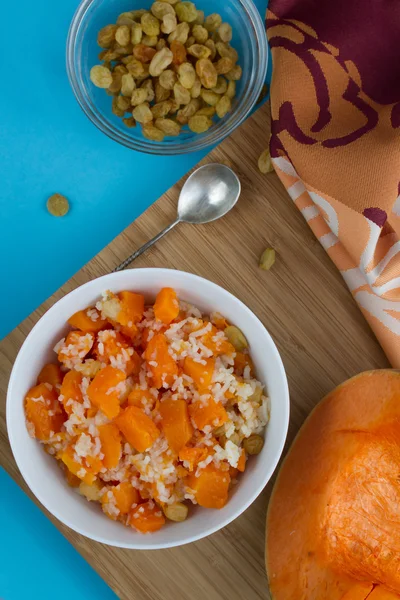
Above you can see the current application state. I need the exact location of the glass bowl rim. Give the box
[66,0,269,155]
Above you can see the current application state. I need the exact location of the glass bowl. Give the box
[66,0,268,155]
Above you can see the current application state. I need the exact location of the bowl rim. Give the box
[66,0,269,155]
[7,269,290,549]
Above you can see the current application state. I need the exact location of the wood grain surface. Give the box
[0,102,390,600]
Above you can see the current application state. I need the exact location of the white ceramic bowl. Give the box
[7,269,289,549]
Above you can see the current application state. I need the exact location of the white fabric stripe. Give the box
[355,290,400,335]
[368,240,400,281]
[341,268,368,292]
[301,206,319,221]
[372,276,400,296]
[319,232,338,250]
[309,191,339,236]
[287,180,306,201]
[360,219,382,273]
[272,156,298,177]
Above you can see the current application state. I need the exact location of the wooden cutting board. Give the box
[0,102,389,600]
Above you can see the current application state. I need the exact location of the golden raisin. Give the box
[97,24,117,48]
[243,434,264,455]
[142,124,165,141]
[216,95,231,118]
[132,103,153,124]
[131,22,143,45]
[170,40,187,65]
[187,44,211,59]
[151,100,173,118]
[155,118,181,136]
[90,65,113,88]
[131,88,149,106]
[259,248,276,270]
[178,62,196,89]
[204,13,222,32]
[163,502,188,522]
[159,69,177,90]
[258,149,274,174]
[174,82,191,105]
[121,73,135,97]
[175,2,198,23]
[188,115,212,133]
[133,44,157,63]
[218,23,233,43]
[168,22,190,44]
[161,13,177,34]
[47,194,70,217]
[196,58,217,89]
[201,89,220,106]
[224,325,248,351]
[149,47,174,77]
[141,12,160,37]
[115,25,131,46]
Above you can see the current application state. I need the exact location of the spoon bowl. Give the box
[178,164,241,224]
[115,163,241,272]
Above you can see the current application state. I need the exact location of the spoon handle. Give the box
[114,218,180,272]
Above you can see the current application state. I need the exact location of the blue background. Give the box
[0,0,268,339]
[1,1,269,595]
[0,0,267,600]
[0,468,118,600]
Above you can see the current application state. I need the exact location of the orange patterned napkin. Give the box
[266,1,400,367]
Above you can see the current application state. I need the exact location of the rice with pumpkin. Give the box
[24,287,269,533]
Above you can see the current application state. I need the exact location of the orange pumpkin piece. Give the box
[59,370,83,414]
[103,482,140,515]
[58,330,94,368]
[124,350,141,377]
[37,363,63,388]
[189,397,228,431]
[229,466,238,479]
[266,370,400,600]
[95,330,140,376]
[59,445,101,485]
[128,501,165,533]
[25,383,65,441]
[117,291,145,337]
[237,449,246,473]
[187,465,230,509]
[234,352,254,377]
[201,325,235,356]
[211,313,229,330]
[87,406,98,419]
[115,405,160,452]
[368,588,400,600]
[87,365,126,419]
[144,333,178,388]
[154,287,180,325]
[68,308,107,332]
[176,464,189,479]
[114,482,141,513]
[178,446,208,471]
[98,423,121,469]
[65,469,81,488]
[340,584,374,600]
[128,387,156,410]
[159,398,193,453]
[140,325,168,349]
[183,356,215,391]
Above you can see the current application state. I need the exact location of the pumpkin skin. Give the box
[266,370,400,600]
